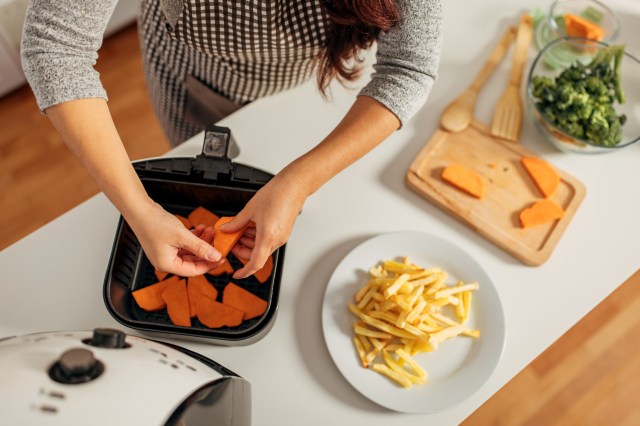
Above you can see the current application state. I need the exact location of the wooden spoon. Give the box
[440,26,516,133]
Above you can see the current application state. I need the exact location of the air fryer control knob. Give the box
[49,348,104,384]
[88,328,128,349]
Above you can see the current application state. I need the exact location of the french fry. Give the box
[382,350,426,385]
[383,273,411,298]
[434,282,480,299]
[353,337,369,368]
[372,363,412,388]
[349,256,480,389]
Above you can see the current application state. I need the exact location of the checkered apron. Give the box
[138,0,328,146]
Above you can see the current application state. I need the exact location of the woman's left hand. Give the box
[218,171,308,279]
[219,97,401,278]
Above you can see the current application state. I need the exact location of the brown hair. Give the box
[317,0,399,96]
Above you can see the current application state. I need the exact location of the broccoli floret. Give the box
[532,44,627,147]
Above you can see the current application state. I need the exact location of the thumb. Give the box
[180,228,221,262]
[219,209,254,233]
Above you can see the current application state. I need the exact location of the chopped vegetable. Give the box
[519,199,565,228]
[223,282,268,320]
[564,13,605,41]
[206,259,235,277]
[188,206,220,228]
[520,156,560,198]
[196,296,244,328]
[132,275,181,312]
[187,275,219,317]
[213,216,250,257]
[154,269,169,281]
[175,214,193,229]
[441,164,485,199]
[161,279,191,327]
[531,44,627,147]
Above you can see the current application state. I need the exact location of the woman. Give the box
[21,0,442,279]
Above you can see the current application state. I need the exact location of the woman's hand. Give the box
[220,172,308,279]
[128,203,224,277]
[218,97,400,279]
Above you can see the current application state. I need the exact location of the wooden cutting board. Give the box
[406,120,586,266]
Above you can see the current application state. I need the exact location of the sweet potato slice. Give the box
[564,13,605,41]
[206,259,234,277]
[187,275,218,317]
[213,217,250,257]
[521,156,560,198]
[175,214,193,229]
[154,269,169,281]
[196,296,244,328]
[132,275,181,312]
[223,282,268,320]
[237,255,273,283]
[188,206,220,228]
[161,279,191,327]
[441,164,485,199]
[519,199,564,228]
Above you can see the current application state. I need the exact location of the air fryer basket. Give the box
[103,126,285,345]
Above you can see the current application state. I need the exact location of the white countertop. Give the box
[2,0,639,424]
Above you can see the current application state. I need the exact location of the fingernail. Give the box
[207,249,221,261]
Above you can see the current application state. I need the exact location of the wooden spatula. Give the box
[440,26,516,133]
[490,14,534,142]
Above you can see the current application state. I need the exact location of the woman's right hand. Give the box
[127,202,224,277]
[44,99,224,277]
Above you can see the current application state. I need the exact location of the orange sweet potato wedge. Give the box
[188,206,220,228]
[196,296,244,328]
[187,275,219,317]
[441,164,485,199]
[237,255,273,283]
[519,199,564,228]
[521,156,560,198]
[154,269,169,281]
[213,217,250,257]
[132,275,181,312]
[564,13,605,41]
[206,258,235,277]
[161,279,191,327]
[223,282,268,320]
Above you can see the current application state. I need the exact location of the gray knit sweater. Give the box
[21,0,442,126]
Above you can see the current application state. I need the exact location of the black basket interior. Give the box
[104,155,284,341]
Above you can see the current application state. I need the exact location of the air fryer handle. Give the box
[202,125,232,159]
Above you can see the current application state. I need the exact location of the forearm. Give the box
[45,98,154,222]
[282,95,401,196]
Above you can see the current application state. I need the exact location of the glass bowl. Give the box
[548,0,619,43]
[526,37,640,154]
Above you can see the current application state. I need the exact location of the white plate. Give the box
[321,231,506,413]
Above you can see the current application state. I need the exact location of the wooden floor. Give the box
[0,24,169,249]
[1,24,639,425]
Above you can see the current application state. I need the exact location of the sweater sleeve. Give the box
[20,0,119,112]
[358,0,443,126]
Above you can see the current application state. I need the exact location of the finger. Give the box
[230,244,252,261]
[242,226,256,238]
[174,258,224,277]
[178,225,214,256]
[200,226,215,244]
[218,208,254,233]
[191,224,206,237]
[237,235,255,249]
[233,243,271,279]
[180,229,221,262]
